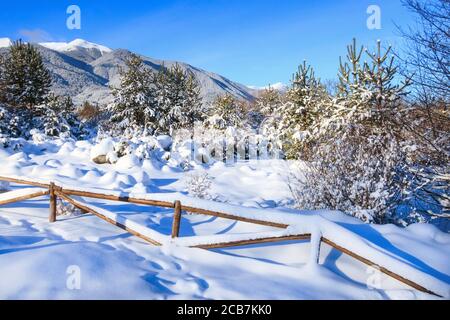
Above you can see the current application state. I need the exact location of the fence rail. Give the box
[0,175,443,297]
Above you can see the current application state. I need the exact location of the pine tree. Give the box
[277,61,327,159]
[34,95,82,137]
[293,39,411,223]
[337,38,366,96]
[185,71,204,125]
[0,54,6,103]
[329,39,411,132]
[109,59,203,135]
[364,40,410,122]
[109,53,156,132]
[251,86,282,130]
[0,103,32,138]
[205,93,246,130]
[1,40,51,107]
[257,86,283,117]
[153,63,204,134]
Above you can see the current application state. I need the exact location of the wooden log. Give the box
[49,183,57,223]
[55,191,161,246]
[320,237,441,297]
[61,188,174,208]
[0,176,49,188]
[181,205,288,229]
[171,200,182,238]
[192,234,311,249]
[64,188,288,229]
[0,189,49,206]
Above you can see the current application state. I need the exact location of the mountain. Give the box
[247,82,288,92]
[40,39,112,55]
[0,37,12,48]
[0,38,258,106]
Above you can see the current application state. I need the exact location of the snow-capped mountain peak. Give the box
[0,37,12,48]
[39,39,112,55]
[247,82,288,92]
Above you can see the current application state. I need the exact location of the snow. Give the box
[39,39,112,55]
[69,196,169,245]
[89,138,115,163]
[247,82,288,91]
[115,154,140,170]
[0,180,9,191]
[0,187,47,203]
[0,137,449,299]
[0,37,12,48]
[156,135,172,151]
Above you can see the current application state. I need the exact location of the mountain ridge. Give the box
[0,38,260,106]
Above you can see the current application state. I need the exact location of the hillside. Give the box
[0,38,258,106]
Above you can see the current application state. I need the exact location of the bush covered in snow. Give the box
[56,199,83,217]
[185,172,213,200]
[0,99,84,141]
[171,122,283,169]
[89,130,174,167]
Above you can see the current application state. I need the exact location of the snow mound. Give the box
[90,138,116,164]
[115,154,141,170]
[156,135,172,151]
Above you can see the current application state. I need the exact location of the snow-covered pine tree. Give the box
[337,38,366,96]
[1,40,51,108]
[34,95,82,138]
[153,63,204,134]
[109,53,156,133]
[57,96,83,137]
[257,86,283,117]
[185,70,204,126]
[205,93,246,130]
[277,61,328,159]
[292,39,411,224]
[0,54,5,104]
[249,86,282,131]
[257,86,283,128]
[0,104,28,138]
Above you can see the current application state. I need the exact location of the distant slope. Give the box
[0,38,258,106]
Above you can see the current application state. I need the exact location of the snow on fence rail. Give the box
[0,174,448,298]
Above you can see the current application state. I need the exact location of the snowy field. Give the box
[0,138,449,299]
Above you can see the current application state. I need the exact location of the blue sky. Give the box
[0,0,415,86]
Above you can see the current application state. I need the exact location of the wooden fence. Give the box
[0,175,443,297]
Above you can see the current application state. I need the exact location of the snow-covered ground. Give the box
[0,138,449,299]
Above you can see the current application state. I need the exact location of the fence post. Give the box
[171,200,182,238]
[49,182,57,223]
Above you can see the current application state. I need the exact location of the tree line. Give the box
[0,0,447,227]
